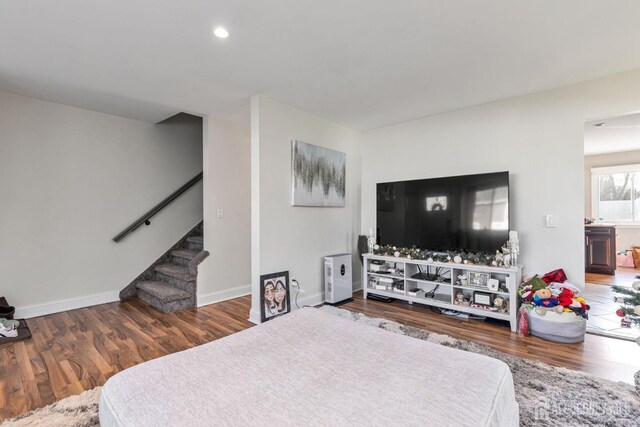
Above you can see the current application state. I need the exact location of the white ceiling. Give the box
[2,1,640,130]
[585,112,640,155]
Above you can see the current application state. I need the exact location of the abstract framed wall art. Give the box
[291,140,346,207]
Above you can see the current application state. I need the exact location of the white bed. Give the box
[100,307,519,426]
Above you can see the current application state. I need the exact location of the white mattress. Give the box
[100,308,519,426]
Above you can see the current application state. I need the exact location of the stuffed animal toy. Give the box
[567,297,590,319]
[454,292,470,306]
[533,288,563,316]
[535,305,564,316]
[493,296,508,312]
[519,284,534,302]
[533,288,559,307]
[549,281,581,297]
[556,288,575,308]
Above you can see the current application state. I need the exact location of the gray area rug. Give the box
[2,387,100,426]
[321,305,640,427]
[3,307,639,426]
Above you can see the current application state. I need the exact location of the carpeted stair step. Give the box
[185,236,203,251]
[136,281,194,313]
[118,221,205,313]
[136,281,190,303]
[154,264,196,293]
[171,249,200,267]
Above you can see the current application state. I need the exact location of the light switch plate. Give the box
[545,214,558,228]
[216,208,224,219]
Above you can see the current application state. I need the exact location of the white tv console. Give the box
[363,254,522,332]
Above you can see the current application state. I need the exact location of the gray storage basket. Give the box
[527,309,587,343]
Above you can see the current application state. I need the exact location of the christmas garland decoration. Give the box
[372,244,512,268]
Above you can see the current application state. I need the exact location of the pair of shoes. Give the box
[0,318,19,329]
[0,323,17,338]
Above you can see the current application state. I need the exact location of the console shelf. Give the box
[363,254,522,332]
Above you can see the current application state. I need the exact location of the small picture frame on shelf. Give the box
[467,271,490,288]
[473,291,494,307]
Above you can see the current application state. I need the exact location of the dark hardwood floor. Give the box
[1,291,639,421]
[0,296,253,422]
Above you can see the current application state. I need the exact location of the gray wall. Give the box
[250,95,361,323]
[0,91,203,316]
[197,117,251,305]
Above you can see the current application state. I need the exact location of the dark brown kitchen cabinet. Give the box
[585,226,616,275]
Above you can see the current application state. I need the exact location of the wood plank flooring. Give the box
[586,266,640,286]
[0,296,253,422]
[340,293,640,385]
[1,292,639,422]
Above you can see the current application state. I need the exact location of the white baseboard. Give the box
[249,291,325,325]
[197,285,251,307]
[295,291,326,308]
[15,291,120,319]
[15,284,251,320]
[249,308,261,325]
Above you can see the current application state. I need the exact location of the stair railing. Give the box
[113,172,203,242]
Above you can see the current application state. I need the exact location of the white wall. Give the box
[0,91,203,317]
[362,69,640,288]
[197,117,252,304]
[250,95,361,323]
[585,150,640,251]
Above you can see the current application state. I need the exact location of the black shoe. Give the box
[0,305,15,320]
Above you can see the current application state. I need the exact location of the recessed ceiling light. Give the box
[213,27,229,39]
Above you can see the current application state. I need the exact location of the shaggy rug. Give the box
[2,387,100,426]
[3,307,639,426]
[320,306,640,427]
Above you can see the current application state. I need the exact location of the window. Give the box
[591,165,640,223]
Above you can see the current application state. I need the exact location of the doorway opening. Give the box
[583,111,640,341]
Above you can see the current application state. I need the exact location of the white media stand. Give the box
[363,254,522,332]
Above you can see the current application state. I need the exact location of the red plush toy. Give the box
[557,288,575,307]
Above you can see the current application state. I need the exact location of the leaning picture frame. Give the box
[467,271,490,288]
[260,271,291,322]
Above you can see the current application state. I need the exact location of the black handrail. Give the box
[113,172,203,242]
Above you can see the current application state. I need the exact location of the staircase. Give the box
[119,223,208,313]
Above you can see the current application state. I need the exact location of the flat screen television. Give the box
[376,172,509,252]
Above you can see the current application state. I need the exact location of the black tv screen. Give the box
[376,172,509,252]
